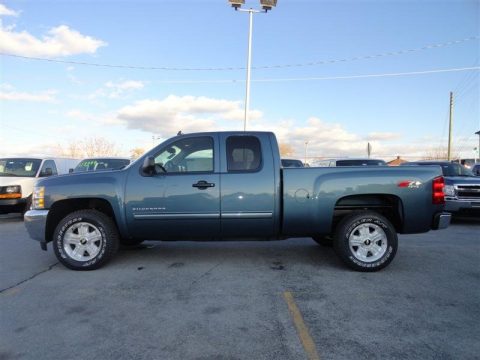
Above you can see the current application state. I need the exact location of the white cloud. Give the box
[115,95,262,134]
[0,24,106,57]
[89,80,145,99]
[0,4,18,17]
[0,88,56,102]
[366,132,401,141]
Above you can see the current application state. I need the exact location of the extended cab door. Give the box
[219,134,277,238]
[124,134,220,239]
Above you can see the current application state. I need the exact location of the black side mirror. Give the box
[142,156,155,176]
[69,168,74,173]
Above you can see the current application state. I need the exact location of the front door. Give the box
[125,135,220,239]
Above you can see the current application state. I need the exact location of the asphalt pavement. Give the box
[1,213,479,360]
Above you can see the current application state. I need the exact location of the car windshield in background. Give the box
[0,158,42,177]
[281,159,304,168]
[73,159,130,172]
[336,159,387,166]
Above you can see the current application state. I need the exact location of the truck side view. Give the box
[24,132,451,271]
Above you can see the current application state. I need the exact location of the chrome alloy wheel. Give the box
[348,223,388,263]
[63,222,103,261]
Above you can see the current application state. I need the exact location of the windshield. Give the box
[74,158,130,172]
[336,159,386,166]
[0,158,42,177]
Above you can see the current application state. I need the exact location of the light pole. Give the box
[476,130,480,161]
[304,141,309,165]
[228,1,278,131]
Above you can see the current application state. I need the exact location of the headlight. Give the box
[0,185,21,199]
[32,186,45,209]
[444,185,455,197]
[5,185,21,193]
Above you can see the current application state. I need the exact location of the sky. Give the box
[0,0,479,162]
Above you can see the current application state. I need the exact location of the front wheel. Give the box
[53,210,119,270]
[333,212,398,272]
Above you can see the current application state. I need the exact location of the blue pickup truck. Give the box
[401,161,480,214]
[25,132,450,271]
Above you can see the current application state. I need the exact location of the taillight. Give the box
[432,176,445,205]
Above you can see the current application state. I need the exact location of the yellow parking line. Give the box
[283,291,320,360]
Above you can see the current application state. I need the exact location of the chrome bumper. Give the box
[24,210,49,248]
[445,199,480,212]
[432,212,451,230]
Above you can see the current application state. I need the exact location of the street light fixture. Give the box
[228,0,278,131]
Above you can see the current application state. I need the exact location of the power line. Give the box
[146,66,480,84]
[1,36,478,71]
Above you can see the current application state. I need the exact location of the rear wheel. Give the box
[53,210,119,270]
[333,211,397,272]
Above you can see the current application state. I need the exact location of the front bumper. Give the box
[445,199,480,213]
[432,212,451,230]
[24,209,49,249]
[0,198,27,213]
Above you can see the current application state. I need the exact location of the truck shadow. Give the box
[451,214,480,226]
[115,239,345,271]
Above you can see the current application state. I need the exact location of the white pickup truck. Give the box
[0,157,80,214]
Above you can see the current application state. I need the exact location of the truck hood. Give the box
[445,176,480,185]
[0,176,37,197]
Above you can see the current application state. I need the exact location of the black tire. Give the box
[312,235,333,247]
[333,211,397,272]
[53,210,119,270]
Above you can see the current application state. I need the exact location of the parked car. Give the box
[72,157,131,173]
[401,161,480,214]
[313,158,387,167]
[0,157,80,214]
[472,163,480,176]
[281,159,304,168]
[25,131,450,272]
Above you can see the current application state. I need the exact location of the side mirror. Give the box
[69,168,74,173]
[142,156,155,176]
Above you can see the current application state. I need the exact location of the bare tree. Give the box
[82,137,119,157]
[56,137,119,158]
[423,146,460,160]
[279,143,294,157]
[130,147,145,160]
[56,142,83,158]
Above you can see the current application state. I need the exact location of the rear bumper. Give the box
[445,199,480,213]
[24,210,49,249]
[432,212,451,230]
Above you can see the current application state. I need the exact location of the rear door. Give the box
[219,134,276,238]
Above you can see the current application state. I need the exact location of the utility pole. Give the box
[475,130,480,162]
[447,92,454,161]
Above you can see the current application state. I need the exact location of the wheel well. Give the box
[333,194,404,233]
[46,198,116,242]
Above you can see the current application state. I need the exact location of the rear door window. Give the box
[226,136,262,172]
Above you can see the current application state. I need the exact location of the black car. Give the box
[472,163,480,176]
[281,159,304,168]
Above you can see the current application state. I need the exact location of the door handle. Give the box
[192,180,215,190]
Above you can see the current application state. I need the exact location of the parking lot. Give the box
[1,214,479,360]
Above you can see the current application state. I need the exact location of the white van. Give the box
[0,157,80,214]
